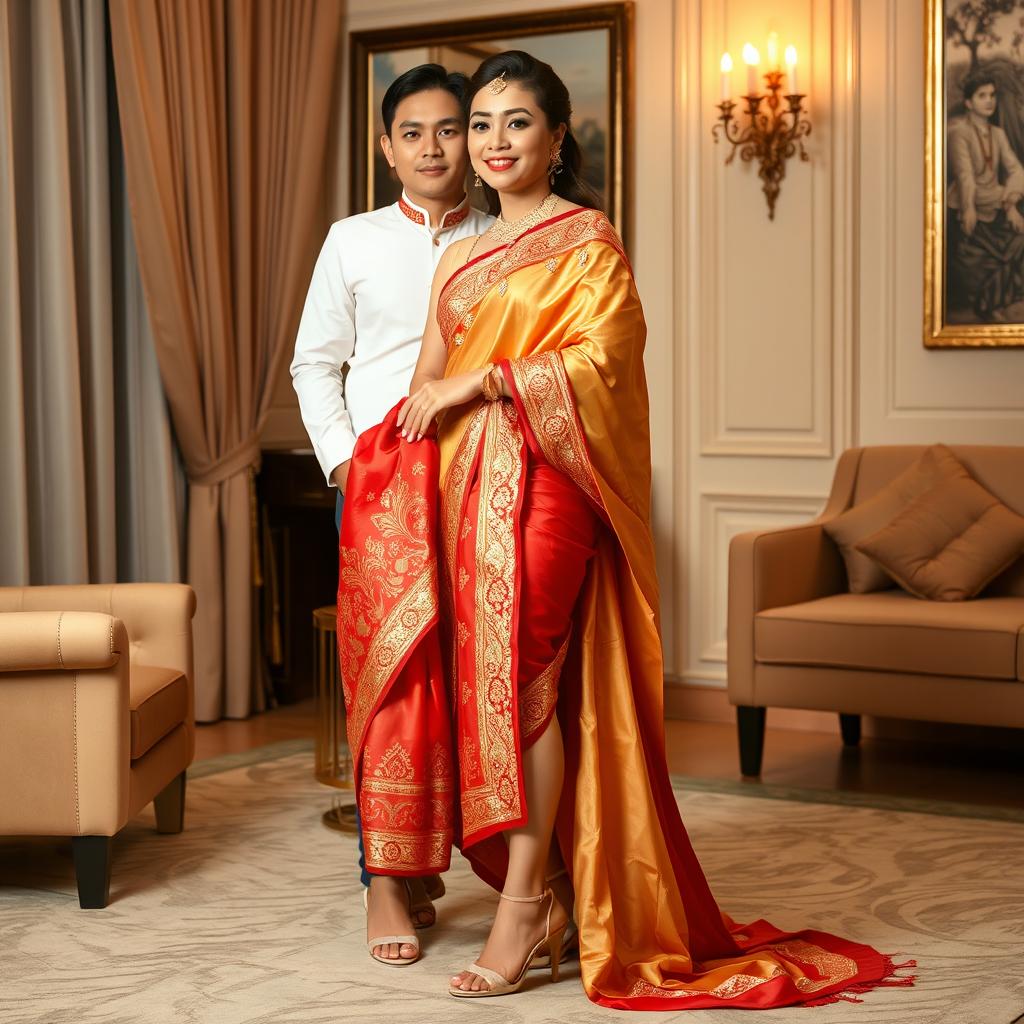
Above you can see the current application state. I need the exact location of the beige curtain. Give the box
[0,0,181,587]
[108,0,340,720]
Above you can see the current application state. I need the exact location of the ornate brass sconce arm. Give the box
[712,71,811,220]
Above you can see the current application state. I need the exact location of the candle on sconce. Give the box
[742,43,760,95]
[720,52,733,101]
[766,32,779,69]
[785,45,799,93]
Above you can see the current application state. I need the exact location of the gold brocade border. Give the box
[344,569,437,760]
[774,941,858,994]
[461,400,525,841]
[507,351,602,509]
[440,404,489,690]
[519,631,570,744]
[362,827,450,873]
[437,209,627,343]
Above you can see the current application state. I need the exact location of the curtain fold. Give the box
[0,0,181,590]
[108,0,340,719]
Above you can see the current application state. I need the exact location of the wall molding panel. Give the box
[692,491,826,679]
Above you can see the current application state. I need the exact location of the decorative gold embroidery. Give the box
[461,401,525,842]
[460,517,472,540]
[340,476,438,757]
[577,246,589,267]
[454,333,464,347]
[440,404,489,710]
[360,738,453,873]
[437,209,626,343]
[464,311,475,328]
[365,491,376,502]
[498,279,508,297]
[627,966,785,1001]
[412,461,425,476]
[545,258,557,272]
[773,941,858,993]
[507,351,602,509]
[397,196,426,225]
[457,621,470,646]
[457,566,469,591]
[519,632,570,744]
[362,827,449,873]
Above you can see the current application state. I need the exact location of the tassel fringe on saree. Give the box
[338,208,915,1010]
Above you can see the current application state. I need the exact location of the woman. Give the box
[347,50,914,1008]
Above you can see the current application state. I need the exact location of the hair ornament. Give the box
[486,72,508,95]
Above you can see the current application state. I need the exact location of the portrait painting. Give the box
[926,0,1024,346]
[349,4,632,247]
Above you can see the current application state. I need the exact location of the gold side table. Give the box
[312,605,358,834]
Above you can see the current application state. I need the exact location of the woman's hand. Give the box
[961,204,978,236]
[397,370,487,441]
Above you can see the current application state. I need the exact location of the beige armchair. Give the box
[0,583,196,907]
[727,446,1024,776]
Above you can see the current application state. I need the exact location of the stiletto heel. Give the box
[530,866,578,970]
[548,922,567,983]
[448,887,564,998]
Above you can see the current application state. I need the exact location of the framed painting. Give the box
[926,0,1024,346]
[349,3,633,249]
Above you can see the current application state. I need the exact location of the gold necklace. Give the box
[488,192,559,244]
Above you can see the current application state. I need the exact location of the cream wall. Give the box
[264,0,1024,707]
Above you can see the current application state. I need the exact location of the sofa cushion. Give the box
[857,477,1024,601]
[823,445,969,593]
[130,664,189,759]
[755,592,1024,681]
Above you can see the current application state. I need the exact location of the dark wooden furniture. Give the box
[257,449,338,705]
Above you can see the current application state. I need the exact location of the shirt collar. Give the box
[398,191,471,231]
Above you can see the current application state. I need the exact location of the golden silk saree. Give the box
[339,208,914,1009]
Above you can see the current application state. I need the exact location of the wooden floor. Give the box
[196,699,1024,811]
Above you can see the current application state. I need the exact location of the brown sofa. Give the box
[0,583,196,907]
[727,446,1024,775]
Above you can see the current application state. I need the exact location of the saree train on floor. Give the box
[337,209,915,1010]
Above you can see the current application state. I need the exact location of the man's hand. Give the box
[961,204,978,236]
[331,460,351,493]
[1007,206,1024,234]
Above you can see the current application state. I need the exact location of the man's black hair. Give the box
[962,70,997,103]
[381,64,469,136]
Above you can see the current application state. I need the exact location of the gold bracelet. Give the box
[488,364,504,401]
[481,363,500,402]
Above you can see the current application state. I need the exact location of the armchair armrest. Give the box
[727,520,845,706]
[0,611,125,672]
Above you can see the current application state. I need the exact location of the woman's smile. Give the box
[485,157,517,171]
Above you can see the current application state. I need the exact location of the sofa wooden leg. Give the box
[71,836,112,909]
[736,706,766,777]
[154,771,187,834]
[839,713,862,747]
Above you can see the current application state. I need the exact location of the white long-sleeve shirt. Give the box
[290,192,493,484]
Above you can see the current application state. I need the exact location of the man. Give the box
[290,64,492,963]
[947,71,1024,320]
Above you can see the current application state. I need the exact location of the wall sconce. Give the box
[712,33,811,220]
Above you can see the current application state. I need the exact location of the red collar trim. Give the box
[441,206,470,229]
[398,196,426,225]
[398,195,470,230]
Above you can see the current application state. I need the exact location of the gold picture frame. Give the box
[349,3,633,250]
[925,0,1024,347]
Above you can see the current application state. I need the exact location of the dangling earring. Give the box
[474,171,482,188]
[548,146,564,187]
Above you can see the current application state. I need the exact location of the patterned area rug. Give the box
[2,741,1023,1024]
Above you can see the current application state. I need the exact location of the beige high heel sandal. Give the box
[363,881,420,967]
[449,888,566,998]
[529,867,578,970]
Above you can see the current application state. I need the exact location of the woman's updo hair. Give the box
[467,50,603,216]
